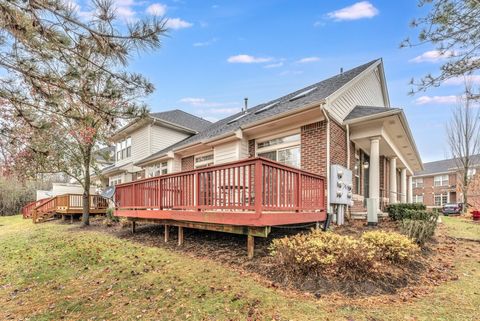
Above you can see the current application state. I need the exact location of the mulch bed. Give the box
[67,216,477,303]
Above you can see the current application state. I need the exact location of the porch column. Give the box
[400,168,407,203]
[389,157,397,204]
[407,176,413,203]
[369,137,381,211]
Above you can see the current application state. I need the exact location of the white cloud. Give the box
[264,62,284,68]
[296,56,320,64]
[115,6,136,20]
[414,95,458,105]
[444,75,480,86]
[409,50,457,63]
[146,3,167,16]
[179,98,238,110]
[279,70,303,76]
[227,54,272,64]
[313,21,325,27]
[328,1,379,21]
[165,18,193,29]
[193,38,217,47]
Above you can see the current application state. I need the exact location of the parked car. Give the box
[442,203,463,215]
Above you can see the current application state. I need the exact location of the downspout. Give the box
[346,124,350,170]
[321,107,331,213]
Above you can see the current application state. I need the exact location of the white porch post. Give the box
[400,168,407,203]
[369,137,381,212]
[389,157,397,204]
[407,175,413,203]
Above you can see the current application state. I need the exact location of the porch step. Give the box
[350,212,388,220]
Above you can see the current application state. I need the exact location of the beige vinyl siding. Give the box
[115,125,150,167]
[239,138,249,159]
[214,141,238,164]
[328,68,387,123]
[150,125,190,154]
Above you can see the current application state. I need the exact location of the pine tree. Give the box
[0,0,167,225]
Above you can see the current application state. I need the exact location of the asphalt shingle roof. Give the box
[344,105,400,121]
[150,109,212,132]
[414,155,480,176]
[136,59,380,165]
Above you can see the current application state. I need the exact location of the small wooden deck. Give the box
[23,194,108,223]
[115,157,326,258]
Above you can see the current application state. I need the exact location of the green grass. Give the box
[442,216,480,241]
[1,215,479,321]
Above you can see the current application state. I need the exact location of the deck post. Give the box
[132,221,136,234]
[70,215,74,224]
[164,224,170,242]
[62,215,66,221]
[247,234,254,259]
[254,160,263,215]
[178,226,184,246]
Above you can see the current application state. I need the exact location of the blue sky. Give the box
[76,0,477,162]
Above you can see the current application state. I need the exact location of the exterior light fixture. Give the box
[363,161,369,169]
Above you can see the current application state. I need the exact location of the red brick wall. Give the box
[301,121,327,176]
[248,139,255,157]
[181,156,194,171]
[329,121,347,168]
[413,173,457,207]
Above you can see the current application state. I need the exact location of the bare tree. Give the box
[446,83,480,211]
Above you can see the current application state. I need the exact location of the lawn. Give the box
[442,215,480,241]
[1,215,479,321]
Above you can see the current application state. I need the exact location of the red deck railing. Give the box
[115,158,326,226]
[22,197,51,218]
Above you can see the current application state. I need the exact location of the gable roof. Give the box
[135,59,381,165]
[414,154,480,176]
[150,109,211,132]
[344,105,401,122]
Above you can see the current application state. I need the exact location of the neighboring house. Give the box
[412,155,480,208]
[110,58,423,215]
[102,110,211,186]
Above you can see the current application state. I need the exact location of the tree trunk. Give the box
[463,171,468,213]
[82,148,92,226]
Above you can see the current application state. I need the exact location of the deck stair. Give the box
[22,194,109,223]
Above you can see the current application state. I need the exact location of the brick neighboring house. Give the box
[412,155,480,209]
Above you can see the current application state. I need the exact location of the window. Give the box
[467,168,477,179]
[195,153,214,168]
[116,137,132,161]
[110,175,122,186]
[354,153,361,194]
[434,193,448,206]
[413,178,423,188]
[148,161,168,177]
[257,133,301,168]
[434,174,449,187]
[413,195,423,204]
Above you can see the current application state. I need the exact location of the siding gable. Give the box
[327,67,387,123]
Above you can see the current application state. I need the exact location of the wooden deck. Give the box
[115,157,326,257]
[23,194,108,223]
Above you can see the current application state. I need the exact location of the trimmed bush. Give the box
[361,230,418,263]
[270,230,376,278]
[400,219,437,245]
[386,203,426,221]
[402,209,438,222]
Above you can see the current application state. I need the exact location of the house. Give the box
[412,155,480,208]
[108,58,422,257]
[101,110,211,185]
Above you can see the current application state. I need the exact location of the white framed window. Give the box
[148,161,168,177]
[467,168,477,179]
[116,137,132,161]
[434,193,448,206]
[256,133,301,168]
[195,153,214,168]
[110,175,122,186]
[434,174,449,187]
[413,195,423,204]
[413,178,423,188]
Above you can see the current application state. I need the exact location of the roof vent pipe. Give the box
[340,67,343,74]
[244,97,248,112]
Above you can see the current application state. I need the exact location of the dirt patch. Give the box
[68,217,472,303]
